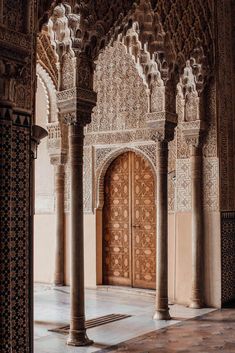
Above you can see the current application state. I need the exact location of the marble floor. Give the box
[98,309,235,353]
[34,284,220,353]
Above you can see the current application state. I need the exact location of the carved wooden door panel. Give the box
[131,154,156,289]
[103,152,132,286]
[103,152,156,289]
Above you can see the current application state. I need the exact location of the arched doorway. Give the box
[103,151,156,289]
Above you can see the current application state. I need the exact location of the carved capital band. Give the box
[58,87,97,126]
[50,153,67,166]
[181,120,207,148]
[147,111,177,143]
[151,121,176,143]
[146,111,178,124]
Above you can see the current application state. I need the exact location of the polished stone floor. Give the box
[34,285,234,353]
[99,309,235,353]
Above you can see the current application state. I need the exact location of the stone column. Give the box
[53,163,65,286]
[67,122,93,346]
[189,143,204,308]
[147,102,176,321]
[154,140,171,320]
[182,122,206,309]
[47,122,68,286]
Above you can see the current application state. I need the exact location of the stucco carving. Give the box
[37,63,58,123]
[73,143,160,213]
[203,157,219,212]
[83,146,93,213]
[47,3,73,57]
[176,159,191,212]
[203,80,217,158]
[64,162,71,213]
[37,32,59,88]
[47,122,68,158]
[3,0,26,32]
[168,139,176,212]
[61,51,76,90]
[90,42,148,134]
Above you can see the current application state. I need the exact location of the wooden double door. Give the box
[103,152,156,289]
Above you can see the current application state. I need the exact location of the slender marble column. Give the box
[154,140,171,320]
[54,163,65,286]
[67,123,93,346]
[189,144,204,308]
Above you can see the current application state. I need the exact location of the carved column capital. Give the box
[181,120,207,148]
[57,87,97,127]
[0,58,26,106]
[50,153,67,166]
[148,113,177,143]
[47,121,68,164]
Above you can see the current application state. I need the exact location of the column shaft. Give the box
[154,141,171,320]
[67,123,93,346]
[54,164,65,286]
[190,145,204,308]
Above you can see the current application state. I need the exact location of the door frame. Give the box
[95,147,157,286]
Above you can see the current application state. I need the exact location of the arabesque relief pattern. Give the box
[89,42,148,134]
[83,146,93,213]
[82,39,218,214]
[3,0,26,32]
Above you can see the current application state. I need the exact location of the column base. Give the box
[67,330,93,347]
[53,282,65,287]
[189,299,203,309]
[54,273,64,287]
[154,309,171,320]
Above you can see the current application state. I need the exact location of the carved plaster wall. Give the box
[36,63,58,123]
[175,78,219,212]
[82,41,177,213]
[81,40,219,214]
[88,42,149,135]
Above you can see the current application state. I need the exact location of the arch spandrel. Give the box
[89,41,149,135]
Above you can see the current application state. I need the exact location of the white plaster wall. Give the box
[34,76,56,283]
[35,207,222,308]
[34,214,56,283]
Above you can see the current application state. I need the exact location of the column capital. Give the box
[47,121,68,164]
[50,153,67,166]
[57,87,97,127]
[147,112,177,143]
[181,120,207,148]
